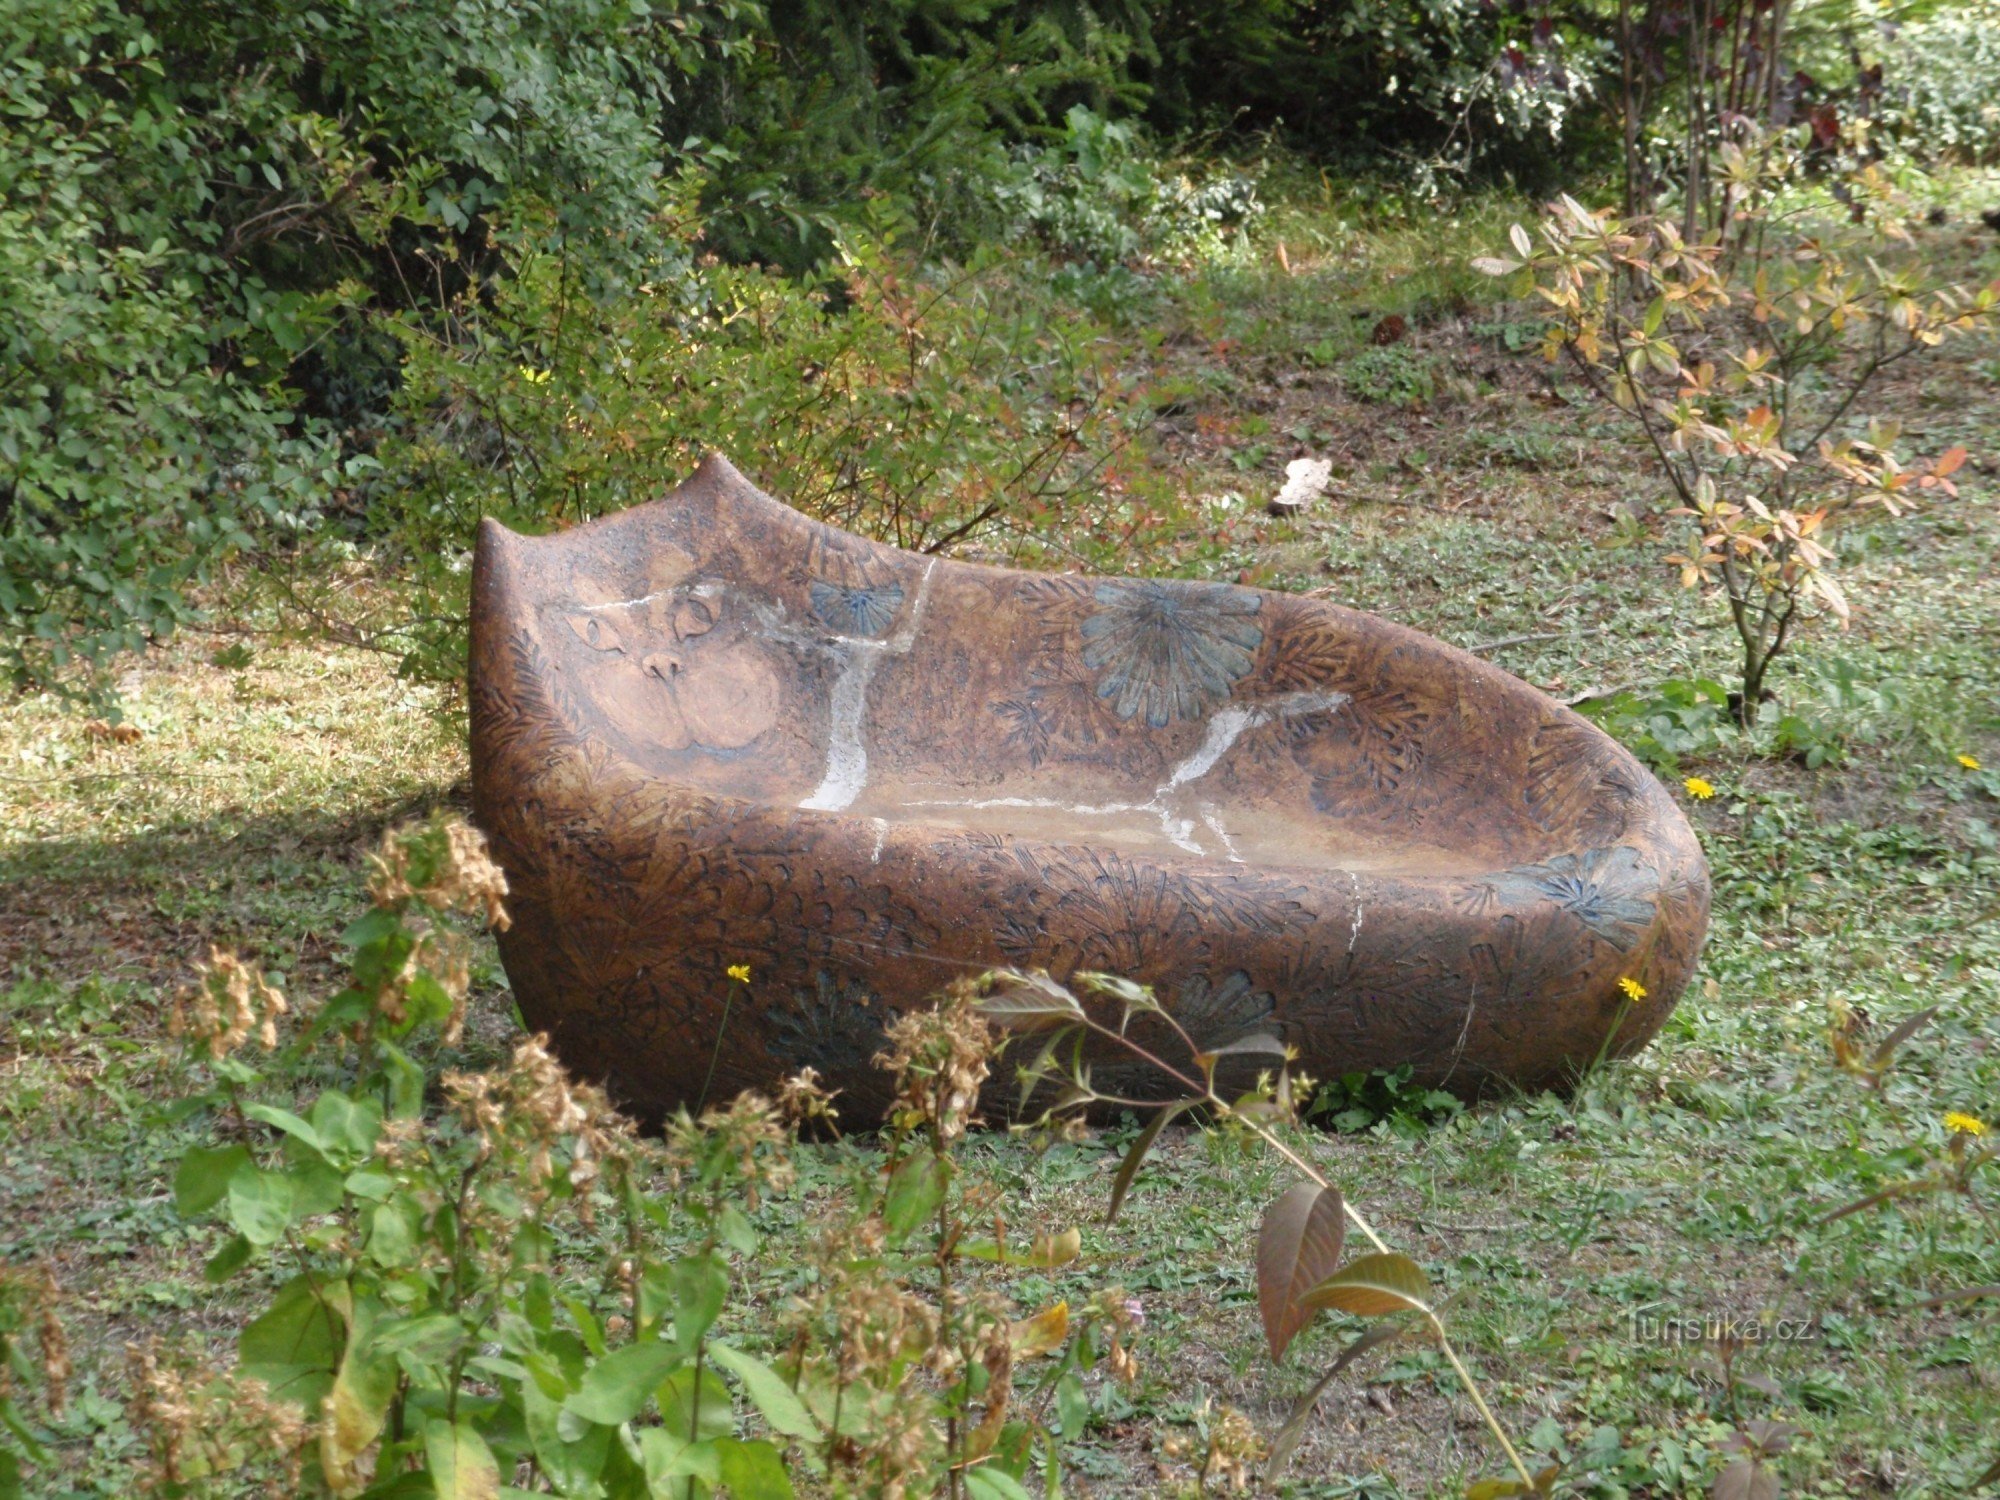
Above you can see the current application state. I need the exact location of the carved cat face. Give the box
[559,547,782,753]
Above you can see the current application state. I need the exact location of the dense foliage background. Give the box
[19,0,1998,702]
[0,0,1747,698]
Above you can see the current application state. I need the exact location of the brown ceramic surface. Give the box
[470,455,1709,1121]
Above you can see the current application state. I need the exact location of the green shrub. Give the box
[1343,345,1439,406]
[0,1,339,701]
[149,815,1140,1498]
[326,226,1178,687]
[993,106,1264,271]
[1877,7,2000,166]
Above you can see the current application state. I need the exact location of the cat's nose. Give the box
[642,652,683,681]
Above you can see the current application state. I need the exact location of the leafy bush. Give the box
[1343,345,1440,406]
[1575,678,1735,776]
[0,0,731,702]
[1137,0,1610,189]
[0,1,339,700]
[992,106,1264,272]
[316,227,1178,687]
[1479,143,1996,723]
[1876,7,2000,166]
[150,815,1142,1498]
[1305,1065,1465,1137]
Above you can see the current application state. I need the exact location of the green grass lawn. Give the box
[3,186,1998,1498]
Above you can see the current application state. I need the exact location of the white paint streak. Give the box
[799,562,938,812]
[869,818,889,865]
[1346,870,1365,954]
[1199,804,1243,864]
[904,687,1348,858]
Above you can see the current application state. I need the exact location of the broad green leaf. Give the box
[564,1341,679,1427]
[424,1418,500,1500]
[365,1199,417,1268]
[716,1202,758,1256]
[714,1437,795,1500]
[1014,1025,1081,1112]
[708,1343,820,1440]
[1055,1373,1089,1440]
[240,1273,349,1408]
[204,1233,252,1283]
[965,1468,1034,1500]
[0,1396,49,1466]
[288,1154,348,1217]
[323,1313,398,1496]
[1200,1033,1289,1064]
[1257,1181,1346,1360]
[244,1102,327,1154]
[672,1252,728,1355]
[1302,1252,1434,1318]
[227,1163,296,1245]
[377,1040,427,1119]
[311,1089,384,1159]
[174,1143,251,1217]
[0,1447,18,1500]
[638,1428,719,1490]
[1107,1100,1193,1224]
[524,1380,611,1496]
[658,1363,735,1444]
[883,1152,950,1243]
[372,1312,464,1367]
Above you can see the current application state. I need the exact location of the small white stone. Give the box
[1268,457,1332,516]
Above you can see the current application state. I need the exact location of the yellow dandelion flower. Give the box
[1618,976,1648,1002]
[1683,776,1717,800]
[726,963,752,984]
[1957,754,1982,772]
[1944,1111,1988,1137]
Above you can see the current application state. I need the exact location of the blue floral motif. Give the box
[810,579,904,637]
[1079,581,1262,728]
[1492,845,1658,952]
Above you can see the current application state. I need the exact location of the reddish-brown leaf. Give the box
[1256,1182,1346,1360]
